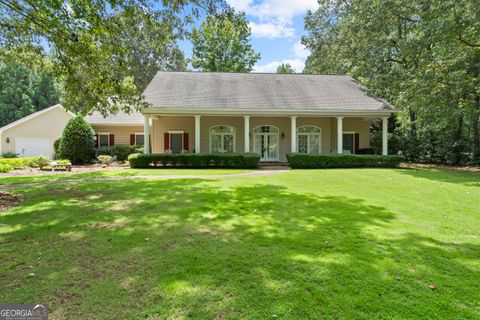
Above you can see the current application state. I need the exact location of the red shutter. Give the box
[109,134,115,146]
[183,132,189,151]
[130,134,135,145]
[355,133,360,154]
[164,133,169,151]
[95,134,99,148]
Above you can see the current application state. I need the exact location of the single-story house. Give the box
[0,72,394,162]
[141,72,394,162]
[0,105,145,158]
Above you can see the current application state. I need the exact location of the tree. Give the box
[58,116,95,164]
[303,0,480,164]
[190,8,260,72]
[276,63,295,74]
[108,7,188,93]
[0,59,62,127]
[0,0,223,115]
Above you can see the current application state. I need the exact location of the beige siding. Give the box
[200,117,244,153]
[297,117,332,154]
[152,116,195,153]
[1,106,72,155]
[330,117,371,152]
[149,115,372,161]
[250,117,290,162]
[91,125,144,146]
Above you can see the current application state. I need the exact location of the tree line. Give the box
[302,0,480,165]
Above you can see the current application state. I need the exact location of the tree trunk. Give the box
[473,95,480,165]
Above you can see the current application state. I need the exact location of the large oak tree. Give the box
[0,0,223,115]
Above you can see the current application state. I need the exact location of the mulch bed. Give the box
[0,191,23,212]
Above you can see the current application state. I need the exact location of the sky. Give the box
[179,0,319,73]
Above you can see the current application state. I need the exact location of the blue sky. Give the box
[179,0,318,73]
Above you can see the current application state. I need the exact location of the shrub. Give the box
[53,138,61,156]
[128,153,260,169]
[0,163,14,173]
[96,144,141,162]
[97,155,113,165]
[286,153,404,169]
[1,152,17,158]
[0,157,48,169]
[58,116,95,164]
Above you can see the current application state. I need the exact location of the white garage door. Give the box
[15,137,54,158]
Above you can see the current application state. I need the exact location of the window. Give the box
[297,125,321,154]
[342,133,355,154]
[134,133,144,146]
[98,133,110,147]
[209,125,236,153]
[169,132,184,153]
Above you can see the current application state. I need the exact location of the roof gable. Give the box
[0,104,75,134]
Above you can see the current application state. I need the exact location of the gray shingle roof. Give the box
[143,72,393,112]
[84,110,144,125]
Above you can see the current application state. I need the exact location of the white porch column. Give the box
[290,116,297,153]
[244,115,250,153]
[194,115,201,153]
[382,116,389,156]
[144,114,150,154]
[337,116,344,154]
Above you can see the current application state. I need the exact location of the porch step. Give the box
[259,163,290,170]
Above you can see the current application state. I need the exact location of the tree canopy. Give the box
[276,63,295,74]
[0,0,223,115]
[303,0,480,164]
[190,8,260,72]
[0,59,62,127]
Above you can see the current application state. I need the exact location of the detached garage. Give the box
[0,104,74,158]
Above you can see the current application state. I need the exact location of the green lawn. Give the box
[0,168,254,185]
[1,168,479,319]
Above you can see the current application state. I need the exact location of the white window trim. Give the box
[97,132,110,147]
[168,131,184,152]
[296,126,322,154]
[252,125,280,161]
[209,125,236,153]
[342,131,356,154]
[134,132,144,145]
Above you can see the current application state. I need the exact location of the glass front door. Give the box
[254,133,278,161]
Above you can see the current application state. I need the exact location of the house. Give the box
[0,104,74,158]
[84,110,145,148]
[0,72,394,162]
[0,105,144,158]
[141,72,394,162]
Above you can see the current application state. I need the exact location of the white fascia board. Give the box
[142,107,395,117]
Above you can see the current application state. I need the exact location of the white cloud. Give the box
[253,59,306,73]
[292,41,309,59]
[249,21,295,39]
[227,0,318,39]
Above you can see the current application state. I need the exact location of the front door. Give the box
[254,132,278,162]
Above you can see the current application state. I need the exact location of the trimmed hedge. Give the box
[286,153,403,169]
[96,144,142,162]
[128,153,260,169]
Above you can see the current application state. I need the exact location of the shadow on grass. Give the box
[0,179,479,319]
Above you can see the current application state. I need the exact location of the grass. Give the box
[0,168,479,319]
[0,168,254,185]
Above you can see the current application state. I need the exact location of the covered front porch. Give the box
[142,113,389,162]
